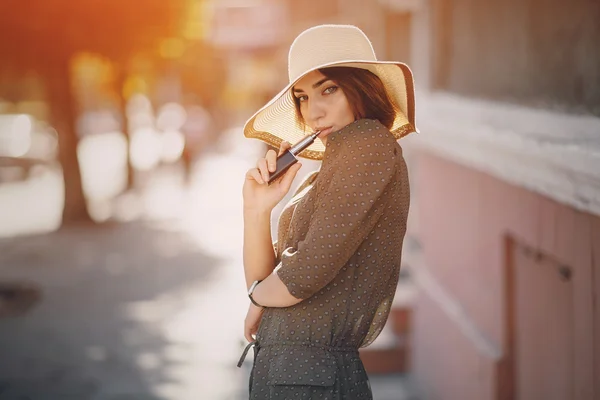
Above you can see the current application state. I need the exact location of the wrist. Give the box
[243,207,272,219]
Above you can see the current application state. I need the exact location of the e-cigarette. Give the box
[267,130,321,184]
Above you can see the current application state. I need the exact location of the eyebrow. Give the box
[292,78,330,93]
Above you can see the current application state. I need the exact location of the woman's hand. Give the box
[244,303,265,342]
[243,141,302,213]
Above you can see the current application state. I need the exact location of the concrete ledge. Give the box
[407,91,600,217]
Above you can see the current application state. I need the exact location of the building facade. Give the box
[400,0,600,398]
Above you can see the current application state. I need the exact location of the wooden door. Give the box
[508,241,574,400]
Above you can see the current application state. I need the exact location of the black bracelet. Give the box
[249,293,264,308]
[248,279,265,308]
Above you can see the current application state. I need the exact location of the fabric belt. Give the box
[237,340,359,368]
[237,340,260,368]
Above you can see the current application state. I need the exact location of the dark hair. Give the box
[292,67,396,130]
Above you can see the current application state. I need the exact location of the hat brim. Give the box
[243,60,418,160]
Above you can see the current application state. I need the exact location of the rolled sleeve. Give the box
[277,141,397,300]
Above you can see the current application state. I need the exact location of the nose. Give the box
[305,97,326,129]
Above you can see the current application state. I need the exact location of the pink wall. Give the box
[412,151,599,400]
[412,292,497,399]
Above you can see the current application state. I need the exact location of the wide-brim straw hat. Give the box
[243,24,418,160]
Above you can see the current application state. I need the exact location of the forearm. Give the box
[251,270,303,308]
[243,208,276,288]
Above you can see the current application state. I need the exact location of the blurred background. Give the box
[0,0,599,399]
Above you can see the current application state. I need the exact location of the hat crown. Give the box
[288,25,377,83]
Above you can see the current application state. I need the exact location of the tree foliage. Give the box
[0,0,192,224]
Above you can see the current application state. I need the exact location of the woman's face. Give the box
[292,70,355,145]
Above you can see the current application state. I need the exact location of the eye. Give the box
[323,85,338,95]
[295,94,308,103]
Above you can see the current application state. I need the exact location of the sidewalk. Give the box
[0,127,419,399]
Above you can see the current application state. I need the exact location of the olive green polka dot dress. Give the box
[248,119,410,400]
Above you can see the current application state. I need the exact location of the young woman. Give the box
[239,24,417,399]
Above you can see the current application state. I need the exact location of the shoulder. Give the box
[338,119,398,161]
[343,118,394,141]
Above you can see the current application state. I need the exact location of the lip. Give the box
[315,127,333,137]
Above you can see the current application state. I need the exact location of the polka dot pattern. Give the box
[249,119,410,399]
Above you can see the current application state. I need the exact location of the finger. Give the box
[266,149,277,172]
[278,141,291,157]
[257,158,269,182]
[244,325,253,343]
[246,168,264,185]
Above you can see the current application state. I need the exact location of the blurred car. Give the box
[0,114,59,182]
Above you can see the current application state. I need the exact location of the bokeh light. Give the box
[160,130,185,163]
[0,114,33,157]
[77,131,128,200]
[156,102,187,131]
[130,127,163,171]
